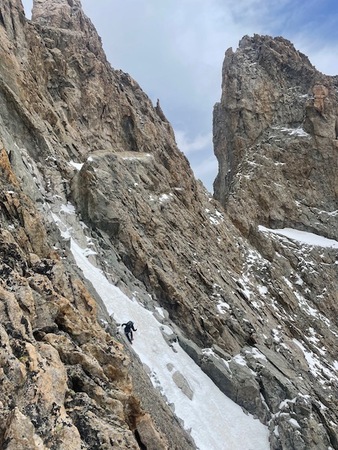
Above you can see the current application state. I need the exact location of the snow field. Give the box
[71,239,270,450]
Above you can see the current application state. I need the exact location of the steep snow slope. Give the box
[53,206,270,450]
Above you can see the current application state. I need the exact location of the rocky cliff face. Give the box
[213,34,338,241]
[0,1,195,449]
[0,1,337,449]
[213,34,338,448]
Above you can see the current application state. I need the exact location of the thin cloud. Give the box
[309,46,338,76]
[193,155,218,191]
[194,155,218,177]
[175,130,213,156]
[289,31,338,76]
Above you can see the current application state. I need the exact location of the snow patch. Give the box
[245,348,267,361]
[258,285,268,295]
[274,126,309,137]
[60,202,76,215]
[259,226,338,249]
[159,193,173,204]
[288,418,301,429]
[69,160,84,171]
[205,208,224,226]
[293,339,338,385]
[233,354,247,366]
[217,301,230,314]
[65,233,269,450]
[121,153,153,161]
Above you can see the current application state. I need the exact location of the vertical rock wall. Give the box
[213,35,338,240]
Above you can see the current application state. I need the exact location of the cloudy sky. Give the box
[22,0,338,191]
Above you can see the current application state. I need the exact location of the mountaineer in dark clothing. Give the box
[122,321,137,344]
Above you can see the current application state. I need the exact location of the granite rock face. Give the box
[212,34,338,448]
[0,1,195,449]
[213,34,338,240]
[0,1,337,449]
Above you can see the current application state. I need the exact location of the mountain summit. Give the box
[0,1,337,449]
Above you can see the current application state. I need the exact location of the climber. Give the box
[121,321,137,344]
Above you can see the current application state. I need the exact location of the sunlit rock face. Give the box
[0,1,195,449]
[0,0,337,448]
[213,34,338,241]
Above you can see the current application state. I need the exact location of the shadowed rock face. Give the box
[0,1,337,449]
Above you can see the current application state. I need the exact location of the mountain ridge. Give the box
[0,1,337,449]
